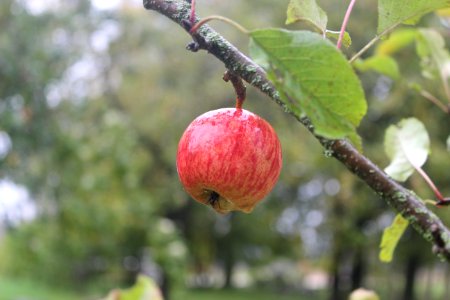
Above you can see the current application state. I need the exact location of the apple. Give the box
[176,108,282,213]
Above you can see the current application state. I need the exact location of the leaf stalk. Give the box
[337,0,357,50]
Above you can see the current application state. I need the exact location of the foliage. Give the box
[379,214,409,263]
[0,0,187,291]
[377,0,450,33]
[1,0,450,299]
[0,101,187,288]
[384,118,430,182]
[286,0,328,32]
[250,29,366,146]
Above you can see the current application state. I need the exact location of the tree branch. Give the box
[143,0,450,261]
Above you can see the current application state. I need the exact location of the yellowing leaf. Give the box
[437,7,450,16]
[375,29,418,56]
[349,288,381,300]
[105,275,164,300]
[379,214,409,263]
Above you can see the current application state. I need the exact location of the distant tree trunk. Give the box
[329,249,344,300]
[330,267,341,300]
[422,267,432,300]
[350,249,365,290]
[329,202,346,300]
[445,264,450,300]
[223,249,235,288]
[160,271,170,300]
[403,254,420,300]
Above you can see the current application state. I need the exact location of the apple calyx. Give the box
[205,190,238,214]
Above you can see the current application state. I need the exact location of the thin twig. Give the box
[419,89,450,114]
[349,23,399,63]
[440,70,450,103]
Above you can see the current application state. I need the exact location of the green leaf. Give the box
[326,30,352,48]
[415,29,450,81]
[379,214,409,263]
[375,29,418,56]
[384,118,430,182]
[249,38,271,70]
[378,0,450,34]
[105,275,164,300]
[286,0,328,33]
[249,29,367,143]
[353,55,400,79]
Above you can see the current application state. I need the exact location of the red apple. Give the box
[176,108,282,213]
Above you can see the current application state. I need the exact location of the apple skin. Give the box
[176,108,282,214]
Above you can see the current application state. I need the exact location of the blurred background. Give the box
[1,0,450,299]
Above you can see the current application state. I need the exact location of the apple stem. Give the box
[223,71,246,109]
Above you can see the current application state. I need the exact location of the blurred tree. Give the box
[1,0,449,299]
[0,1,188,297]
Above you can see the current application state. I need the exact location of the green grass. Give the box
[0,276,324,300]
[0,276,82,300]
[175,288,323,300]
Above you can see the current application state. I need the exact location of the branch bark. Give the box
[143,0,450,261]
